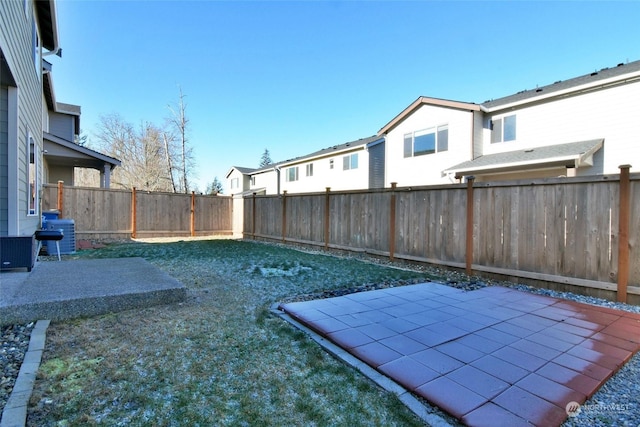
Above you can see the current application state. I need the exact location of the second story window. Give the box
[306,163,313,177]
[230,177,239,189]
[286,166,299,182]
[250,176,255,186]
[329,159,334,169]
[491,115,516,143]
[404,125,448,157]
[343,153,358,170]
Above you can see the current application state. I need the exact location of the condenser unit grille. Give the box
[45,219,76,255]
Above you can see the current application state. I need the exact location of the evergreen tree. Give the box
[206,177,224,195]
[259,148,272,168]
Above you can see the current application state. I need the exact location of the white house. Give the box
[379,97,482,186]
[226,166,257,196]
[228,135,383,195]
[278,135,382,194]
[227,60,639,196]
[380,60,640,186]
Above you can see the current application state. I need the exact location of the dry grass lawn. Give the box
[28,239,443,426]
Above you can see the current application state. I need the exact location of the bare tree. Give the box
[167,86,194,193]
[94,114,174,191]
[162,132,177,193]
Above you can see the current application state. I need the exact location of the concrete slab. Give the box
[0,258,186,325]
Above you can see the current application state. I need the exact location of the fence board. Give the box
[243,174,639,299]
[630,180,640,286]
[42,184,232,238]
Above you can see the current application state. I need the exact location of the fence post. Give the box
[324,187,331,250]
[252,193,256,239]
[190,191,196,237]
[282,191,287,243]
[465,176,475,276]
[617,165,631,303]
[131,187,137,239]
[57,181,64,218]
[389,183,397,261]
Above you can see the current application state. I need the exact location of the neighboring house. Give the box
[226,166,257,196]
[228,135,383,195]
[380,60,640,186]
[277,135,383,194]
[228,60,638,195]
[42,95,120,187]
[1,0,59,237]
[379,97,482,186]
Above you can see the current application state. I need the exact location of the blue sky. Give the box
[50,0,640,192]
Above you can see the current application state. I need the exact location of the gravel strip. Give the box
[0,322,34,413]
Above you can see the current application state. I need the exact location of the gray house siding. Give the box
[0,85,8,234]
[0,0,45,236]
[49,111,74,141]
[368,140,385,189]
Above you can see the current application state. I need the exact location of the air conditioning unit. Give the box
[45,219,76,255]
[0,236,35,271]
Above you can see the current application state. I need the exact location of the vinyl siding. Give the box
[385,104,474,187]
[368,140,385,189]
[482,80,640,175]
[280,149,369,194]
[0,86,8,234]
[0,0,45,235]
[49,112,75,141]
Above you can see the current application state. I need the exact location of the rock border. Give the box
[0,320,49,427]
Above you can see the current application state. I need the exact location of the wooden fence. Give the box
[42,182,233,239]
[244,167,640,304]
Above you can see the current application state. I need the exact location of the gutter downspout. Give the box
[274,166,281,195]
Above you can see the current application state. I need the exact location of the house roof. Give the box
[443,139,604,178]
[35,0,59,52]
[482,60,640,110]
[225,166,257,179]
[378,97,480,136]
[273,135,383,169]
[43,132,121,170]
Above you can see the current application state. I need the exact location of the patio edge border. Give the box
[0,319,50,427]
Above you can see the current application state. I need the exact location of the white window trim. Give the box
[404,124,448,157]
[343,153,358,170]
[286,166,299,182]
[491,114,517,143]
[27,132,39,216]
[32,19,40,79]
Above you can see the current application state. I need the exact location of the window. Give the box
[32,20,40,78]
[306,163,313,177]
[28,134,38,215]
[343,153,358,170]
[491,115,516,143]
[329,159,334,169]
[403,125,448,157]
[286,166,299,182]
[230,177,239,189]
[250,176,255,186]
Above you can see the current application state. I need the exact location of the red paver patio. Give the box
[279,282,640,426]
